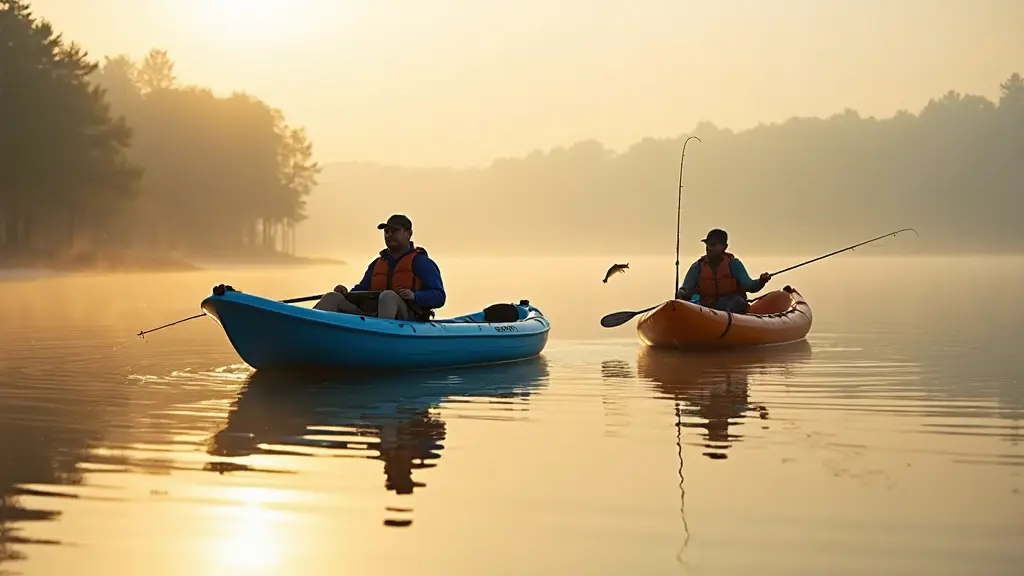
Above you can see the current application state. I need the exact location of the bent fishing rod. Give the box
[600,227,918,328]
[674,136,701,296]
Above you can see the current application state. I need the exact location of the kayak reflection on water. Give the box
[600,341,813,565]
[634,340,813,459]
[205,357,549,527]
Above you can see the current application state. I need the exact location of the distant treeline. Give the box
[3,1,1021,266]
[301,74,1024,257]
[0,1,320,265]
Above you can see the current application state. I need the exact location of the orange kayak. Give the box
[636,285,812,349]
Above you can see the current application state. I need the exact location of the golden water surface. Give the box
[1,255,1021,575]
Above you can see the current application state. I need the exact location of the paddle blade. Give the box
[600,303,662,328]
[600,310,640,328]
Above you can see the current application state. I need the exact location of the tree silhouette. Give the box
[0,2,321,268]
[87,50,320,258]
[999,73,1024,109]
[0,0,141,259]
[134,48,176,93]
[274,124,321,254]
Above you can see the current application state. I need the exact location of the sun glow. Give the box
[206,0,274,31]
[191,0,312,50]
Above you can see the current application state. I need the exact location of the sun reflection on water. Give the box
[210,486,289,569]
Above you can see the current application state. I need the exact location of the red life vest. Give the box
[368,247,425,292]
[696,252,742,305]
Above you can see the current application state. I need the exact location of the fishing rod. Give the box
[740,227,919,304]
[133,290,383,338]
[600,227,918,328]
[674,136,701,298]
[767,227,918,276]
[134,293,326,338]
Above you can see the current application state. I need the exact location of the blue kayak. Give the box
[200,288,551,371]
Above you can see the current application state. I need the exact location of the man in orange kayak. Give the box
[313,214,446,320]
[675,228,772,313]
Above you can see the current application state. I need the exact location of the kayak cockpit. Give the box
[436,301,539,324]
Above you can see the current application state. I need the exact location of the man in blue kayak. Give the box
[313,214,446,320]
[675,228,772,314]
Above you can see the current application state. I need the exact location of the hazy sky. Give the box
[27,0,1024,167]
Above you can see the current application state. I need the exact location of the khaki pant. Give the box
[313,289,413,320]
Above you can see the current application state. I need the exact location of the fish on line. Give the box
[603,263,629,283]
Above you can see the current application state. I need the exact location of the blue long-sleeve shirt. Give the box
[352,245,447,309]
[678,257,764,299]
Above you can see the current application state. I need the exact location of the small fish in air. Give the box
[602,263,629,283]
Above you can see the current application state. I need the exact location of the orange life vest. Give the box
[696,252,742,304]
[369,247,425,292]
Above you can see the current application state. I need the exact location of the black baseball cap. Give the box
[701,228,728,244]
[377,214,412,231]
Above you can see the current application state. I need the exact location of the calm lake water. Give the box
[1,255,1021,575]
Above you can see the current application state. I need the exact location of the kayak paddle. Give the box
[599,305,661,328]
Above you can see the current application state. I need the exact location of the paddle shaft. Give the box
[135,291,379,337]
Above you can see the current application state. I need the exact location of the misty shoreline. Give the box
[0,249,346,275]
[302,247,1022,261]
[3,245,1013,277]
